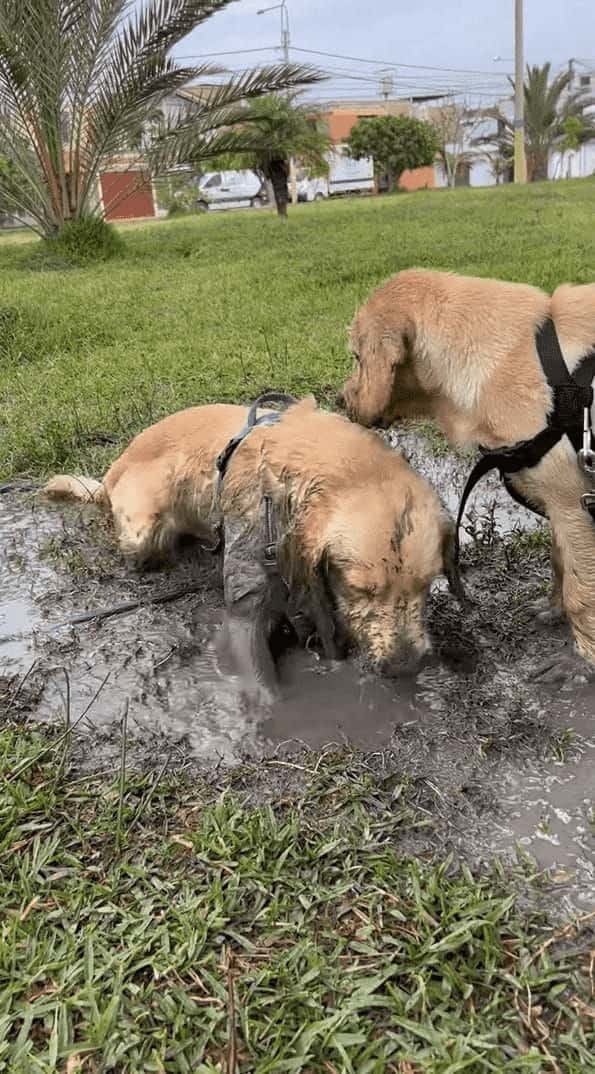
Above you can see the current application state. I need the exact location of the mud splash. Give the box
[0,431,593,913]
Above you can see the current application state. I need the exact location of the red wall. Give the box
[100,171,155,221]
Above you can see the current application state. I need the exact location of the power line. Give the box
[175,46,279,58]
[174,44,512,80]
[290,46,513,78]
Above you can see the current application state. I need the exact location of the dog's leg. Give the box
[548,532,565,613]
[529,531,566,626]
[220,514,287,706]
[529,508,595,685]
[109,471,175,566]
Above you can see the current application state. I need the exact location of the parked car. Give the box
[297,147,374,202]
[196,170,267,211]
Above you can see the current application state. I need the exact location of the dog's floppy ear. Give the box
[377,329,409,370]
[309,547,347,661]
[440,516,467,605]
[355,305,408,369]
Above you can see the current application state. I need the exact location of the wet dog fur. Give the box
[337,269,595,664]
[44,397,459,680]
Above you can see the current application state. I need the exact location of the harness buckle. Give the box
[581,492,595,516]
[578,406,595,479]
[263,543,278,567]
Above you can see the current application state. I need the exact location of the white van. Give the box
[297,147,374,202]
[196,170,266,211]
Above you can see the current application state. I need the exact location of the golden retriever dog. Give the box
[43,397,458,697]
[337,268,595,671]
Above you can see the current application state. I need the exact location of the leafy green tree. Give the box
[346,115,438,192]
[0,0,320,241]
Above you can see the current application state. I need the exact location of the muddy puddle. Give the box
[0,430,593,914]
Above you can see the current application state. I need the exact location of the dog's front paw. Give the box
[529,651,594,689]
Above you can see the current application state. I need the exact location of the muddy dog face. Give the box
[314,481,456,675]
[338,306,433,428]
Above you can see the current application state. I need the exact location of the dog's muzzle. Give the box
[377,643,433,679]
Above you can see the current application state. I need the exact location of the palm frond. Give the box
[0,0,325,235]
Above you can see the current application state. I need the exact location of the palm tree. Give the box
[0,0,321,239]
[238,94,332,217]
[475,62,595,182]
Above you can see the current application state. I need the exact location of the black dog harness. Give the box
[454,319,595,561]
[215,392,298,566]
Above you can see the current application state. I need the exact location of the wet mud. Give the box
[1,432,593,915]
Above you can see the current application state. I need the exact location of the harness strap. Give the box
[215,392,298,566]
[454,321,595,563]
[537,319,595,452]
[215,392,298,488]
[263,494,278,568]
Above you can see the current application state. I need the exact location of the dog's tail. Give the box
[42,474,107,506]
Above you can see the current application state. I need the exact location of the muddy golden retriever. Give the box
[43,397,458,695]
[337,269,595,669]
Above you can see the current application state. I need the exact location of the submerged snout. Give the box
[377,638,433,678]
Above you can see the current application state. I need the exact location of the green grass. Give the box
[1,729,593,1074]
[1,179,595,480]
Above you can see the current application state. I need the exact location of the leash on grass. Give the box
[0,583,204,648]
[0,482,43,494]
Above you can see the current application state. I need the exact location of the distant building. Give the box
[313,98,439,192]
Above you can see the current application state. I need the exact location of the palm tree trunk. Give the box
[267,158,289,217]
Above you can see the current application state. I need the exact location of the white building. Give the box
[548,68,595,180]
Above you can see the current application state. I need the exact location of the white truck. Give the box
[297,146,374,202]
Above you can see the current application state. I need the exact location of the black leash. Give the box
[454,319,595,563]
[0,482,42,494]
[0,583,204,648]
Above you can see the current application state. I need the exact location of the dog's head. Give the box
[337,301,433,429]
[310,479,460,676]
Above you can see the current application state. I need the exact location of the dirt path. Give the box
[1,432,593,916]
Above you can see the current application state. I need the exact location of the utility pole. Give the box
[513,0,527,182]
[257,0,297,206]
[380,71,394,112]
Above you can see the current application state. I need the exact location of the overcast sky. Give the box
[174,1,595,104]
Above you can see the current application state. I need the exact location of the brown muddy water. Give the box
[1,432,593,915]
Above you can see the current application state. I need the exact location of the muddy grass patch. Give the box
[1,728,594,1074]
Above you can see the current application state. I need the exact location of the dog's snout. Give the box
[378,643,433,679]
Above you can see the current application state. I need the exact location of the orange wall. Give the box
[399,165,435,191]
[328,111,364,142]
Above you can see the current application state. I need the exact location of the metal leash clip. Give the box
[578,405,595,479]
